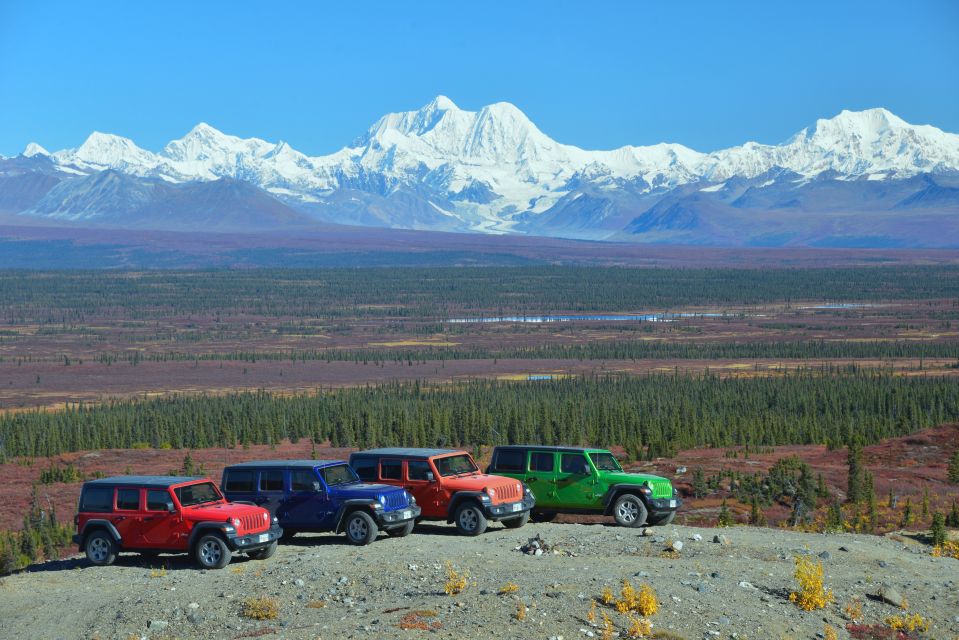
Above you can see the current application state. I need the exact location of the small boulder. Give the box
[148,620,168,631]
[641,528,655,537]
[690,533,703,542]
[669,540,684,553]
[713,534,731,545]
[876,584,907,609]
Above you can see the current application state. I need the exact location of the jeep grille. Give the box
[490,480,521,504]
[648,479,673,499]
[383,491,408,510]
[241,513,268,533]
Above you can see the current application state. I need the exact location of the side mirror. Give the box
[166,501,176,512]
[426,472,435,482]
[580,464,590,475]
[312,481,323,493]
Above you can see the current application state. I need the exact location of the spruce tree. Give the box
[717,499,733,527]
[846,439,865,503]
[930,512,946,548]
[948,450,959,485]
[748,496,766,526]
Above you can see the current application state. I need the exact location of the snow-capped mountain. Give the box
[6,98,959,246]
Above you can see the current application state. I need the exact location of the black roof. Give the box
[223,459,343,469]
[351,448,461,459]
[83,475,205,488]
[493,445,596,454]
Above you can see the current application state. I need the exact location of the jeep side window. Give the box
[588,452,622,471]
[291,469,320,492]
[529,452,554,472]
[146,489,171,511]
[561,453,590,475]
[260,470,284,492]
[493,449,524,472]
[352,458,377,482]
[116,488,140,511]
[224,470,254,492]
[380,459,402,480]
[80,487,113,512]
[407,460,433,481]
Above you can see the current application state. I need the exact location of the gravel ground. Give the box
[0,522,956,640]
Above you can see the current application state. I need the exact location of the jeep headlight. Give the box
[230,517,241,527]
[485,487,496,498]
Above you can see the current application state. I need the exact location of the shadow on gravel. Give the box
[23,551,274,573]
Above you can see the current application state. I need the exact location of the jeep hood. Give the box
[329,482,406,498]
[184,501,267,521]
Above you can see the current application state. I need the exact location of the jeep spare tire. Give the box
[453,502,488,536]
[344,510,378,545]
[85,530,117,566]
[612,494,648,528]
[194,533,232,569]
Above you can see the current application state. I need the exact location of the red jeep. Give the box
[349,448,535,535]
[73,475,282,569]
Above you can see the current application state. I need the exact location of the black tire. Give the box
[344,510,378,545]
[84,530,118,567]
[502,511,530,529]
[647,511,676,526]
[193,533,232,569]
[612,494,648,528]
[530,511,557,523]
[280,529,298,542]
[385,520,415,537]
[453,502,488,536]
[247,541,277,560]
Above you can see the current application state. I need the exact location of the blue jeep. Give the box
[221,460,420,545]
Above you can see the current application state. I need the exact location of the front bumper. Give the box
[375,504,422,527]
[224,524,283,551]
[482,493,536,520]
[647,496,682,517]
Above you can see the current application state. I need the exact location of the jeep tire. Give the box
[194,533,232,569]
[344,510,378,545]
[85,530,118,566]
[385,520,415,537]
[502,511,530,529]
[647,511,676,526]
[612,494,648,528]
[453,502,488,536]
[247,541,278,560]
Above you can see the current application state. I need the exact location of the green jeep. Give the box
[486,445,680,527]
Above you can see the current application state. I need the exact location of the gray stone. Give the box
[669,540,684,552]
[148,620,168,631]
[818,551,831,561]
[713,534,731,545]
[876,584,907,609]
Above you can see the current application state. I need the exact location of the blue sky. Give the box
[1,1,957,157]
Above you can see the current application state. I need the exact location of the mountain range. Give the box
[2,97,958,247]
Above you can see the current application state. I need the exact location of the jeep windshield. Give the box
[174,482,223,507]
[436,454,478,477]
[588,452,623,472]
[319,463,360,487]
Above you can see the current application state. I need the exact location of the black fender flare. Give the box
[445,491,486,524]
[187,522,232,550]
[603,484,650,515]
[78,520,122,548]
[333,499,379,534]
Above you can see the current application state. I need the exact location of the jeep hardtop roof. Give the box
[224,459,345,469]
[494,445,608,454]
[352,448,461,459]
[83,475,206,488]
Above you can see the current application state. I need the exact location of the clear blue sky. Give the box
[1,0,957,157]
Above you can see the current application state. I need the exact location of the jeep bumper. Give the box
[224,524,283,552]
[647,496,682,518]
[375,504,421,527]
[482,493,535,521]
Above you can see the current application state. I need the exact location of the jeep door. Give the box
[222,468,257,505]
[283,467,335,530]
[405,459,444,518]
[256,469,286,516]
[555,452,598,507]
[111,486,145,545]
[138,488,180,548]
[525,451,558,507]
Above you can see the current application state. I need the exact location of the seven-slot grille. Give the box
[648,479,673,499]
[240,513,268,533]
[491,480,522,503]
[382,491,408,510]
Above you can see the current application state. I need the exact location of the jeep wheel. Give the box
[385,520,415,537]
[453,502,488,536]
[85,530,117,566]
[647,511,676,526]
[502,511,530,529]
[612,494,648,528]
[344,511,378,545]
[194,534,232,569]
[530,511,557,523]
[247,541,277,560]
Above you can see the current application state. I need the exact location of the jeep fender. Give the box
[78,520,122,548]
[445,491,486,524]
[186,522,232,550]
[603,484,650,515]
[333,499,379,534]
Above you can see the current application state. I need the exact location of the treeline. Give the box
[0,488,73,575]
[2,371,958,459]
[3,266,959,323]
[90,339,959,366]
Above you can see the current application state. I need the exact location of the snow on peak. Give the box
[54,131,159,169]
[429,95,459,111]
[22,142,50,157]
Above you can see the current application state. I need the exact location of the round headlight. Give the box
[379,495,387,504]
[230,517,241,527]
[486,488,496,497]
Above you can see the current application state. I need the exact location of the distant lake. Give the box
[447,312,722,324]
[798,303,870,309]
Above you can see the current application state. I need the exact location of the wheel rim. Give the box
[348,517,368,540]
[458,508,478,531]
[199,540,222,565]
[89,537,109,562]
[617,500,639,523]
